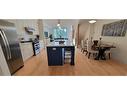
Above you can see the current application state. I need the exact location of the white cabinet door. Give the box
[20,43,34,61]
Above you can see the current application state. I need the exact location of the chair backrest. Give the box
[93,40,98,46]
[81,40,84,48]
[87,41,93,51]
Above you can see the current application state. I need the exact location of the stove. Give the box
[32,40,40,55]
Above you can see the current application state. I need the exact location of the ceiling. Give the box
[42,19,102,34]
[43,19,79,31]
[79,19,101,24]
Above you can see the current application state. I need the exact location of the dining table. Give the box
[95,44,116,60]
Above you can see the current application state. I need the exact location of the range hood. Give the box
[24,27,35,33]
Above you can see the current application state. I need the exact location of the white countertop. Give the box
[46,41,75,47]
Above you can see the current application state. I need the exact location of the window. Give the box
[53,27,67,38]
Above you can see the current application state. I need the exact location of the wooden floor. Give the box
[14,48,127,76]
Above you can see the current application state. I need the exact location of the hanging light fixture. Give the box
[89,20,96,24]
[57,19,60,27]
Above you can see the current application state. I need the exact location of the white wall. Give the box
[6,19,39,40]
[78,22,89,44]
[82,23,96,41]
[43,24,52,37]
[93,20,127,64]
[38,20,44,40]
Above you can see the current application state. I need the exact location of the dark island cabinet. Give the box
[47,47,64,66]
[47,45,75,66]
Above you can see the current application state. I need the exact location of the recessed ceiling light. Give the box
[89,20,96,24]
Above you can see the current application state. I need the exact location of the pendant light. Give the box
[89,20,96,24]
[57,19,60,27]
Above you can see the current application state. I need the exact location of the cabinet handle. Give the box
[1,29,12,59]
[0,30,10,60]
[52,48,56,50]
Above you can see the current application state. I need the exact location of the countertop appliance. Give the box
[0,20,24,75]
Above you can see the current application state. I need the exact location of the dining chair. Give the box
[81,40,87,53]
[102,41,113,59]
[87,41,98,59]
[81,40,84,52]
[105,49,111,59]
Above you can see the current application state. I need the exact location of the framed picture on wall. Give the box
[44,31,49,38]
[102,20,127,37]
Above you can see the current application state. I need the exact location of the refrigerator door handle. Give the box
[0,30,10,60]
[1,29,12,59]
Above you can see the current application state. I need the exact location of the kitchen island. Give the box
[46,42,75,66]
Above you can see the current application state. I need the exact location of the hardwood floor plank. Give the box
[14,48,127,76]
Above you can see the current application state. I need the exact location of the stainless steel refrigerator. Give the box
[0,20,24,75]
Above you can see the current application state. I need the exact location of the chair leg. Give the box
[109,53,111,59]
[93,53,95,57]
[88,53,91,59]
[95,53,98,56]
[82,50,85,53]
[86,51,88,56]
